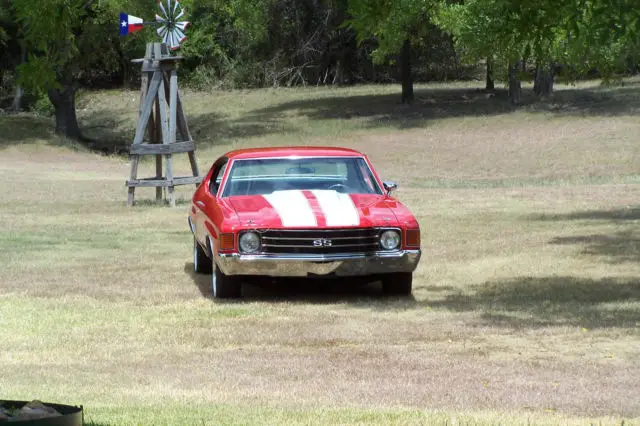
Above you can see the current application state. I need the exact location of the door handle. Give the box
[195,201,206,208]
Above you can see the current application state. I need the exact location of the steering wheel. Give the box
[328,183,349,192]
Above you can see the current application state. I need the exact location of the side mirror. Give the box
[383,181,398,195]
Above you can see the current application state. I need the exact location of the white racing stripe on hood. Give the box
[263,190,317,227]
[311,190,360,227]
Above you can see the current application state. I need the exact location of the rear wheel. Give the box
[193,236,212,274]
[211,258,241,299]
[381,273,412,296]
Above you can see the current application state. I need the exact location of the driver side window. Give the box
[209,160,228,196]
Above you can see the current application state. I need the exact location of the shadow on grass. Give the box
[0,114,70,146]
[184,265,638,329]
[430,276,640,329]
[183,262,409,303]
[549,232,640,263]
[528,207,640,263]
[185,262,211,297]
[241,84,640,132]
[4,81,640,153]
[243,87,511,131]
[530,206,640,222]
[78,108,285,155]
[0,113,132,155]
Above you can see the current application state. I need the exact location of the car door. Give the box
[194,157,229,254]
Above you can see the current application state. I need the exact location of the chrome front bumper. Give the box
[215,250,421,277]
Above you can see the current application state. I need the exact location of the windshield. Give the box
[221,157,382,197]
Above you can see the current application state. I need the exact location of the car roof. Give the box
[222,146,366,160]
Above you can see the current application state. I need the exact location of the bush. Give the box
[31,93,54,117]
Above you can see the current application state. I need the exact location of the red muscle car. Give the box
[188,146,421,299]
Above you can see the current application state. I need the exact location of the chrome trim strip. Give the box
[261,235,379,241]
[187,216,195,234]
[214,249,421,277]
[261,243,380,248]
[253,227,401,254]
[255,228,396,233]
[219,250,415,261]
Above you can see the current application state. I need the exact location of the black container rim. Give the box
[1,400,83,426]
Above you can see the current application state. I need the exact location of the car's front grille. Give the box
[257,228,386,254]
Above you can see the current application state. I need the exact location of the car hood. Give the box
[227,190,400,228]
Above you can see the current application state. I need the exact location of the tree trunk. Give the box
[485,57,495,91]
[508,61,522,105]
[400,39,414,104]
[340,35,356,86]
[48,85,82,140]
[332,58,343,85]
[10,41,27,112]
[533,63,554,96]
[11,85,24,111]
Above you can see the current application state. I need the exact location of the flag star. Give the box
[121,20,127,27]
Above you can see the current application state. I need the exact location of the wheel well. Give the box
[206,235,215,259]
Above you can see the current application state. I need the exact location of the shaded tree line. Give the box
[1,0,639,139]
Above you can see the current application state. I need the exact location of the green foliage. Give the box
[436,0,556,77]
[231,0,270,47]
[346,0,436,64]
[12,0,126,93]
[32,92,54,116]
[175,0,270,88]
[0,0,11,47]
[435,0,640,82]
[2,0,638,96]
[561,0,640,77]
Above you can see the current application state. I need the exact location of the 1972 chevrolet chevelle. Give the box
[188,146,421,298]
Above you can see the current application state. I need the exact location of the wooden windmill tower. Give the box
[121,1,202,207]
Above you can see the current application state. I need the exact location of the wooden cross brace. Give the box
[126,42,202,207]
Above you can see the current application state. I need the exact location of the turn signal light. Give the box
[406,229,420,247]
[219,233,235,250]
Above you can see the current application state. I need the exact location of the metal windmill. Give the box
[122,0,202,207]
[119,0,190,50]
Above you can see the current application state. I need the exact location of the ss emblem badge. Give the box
[313,238,332,247]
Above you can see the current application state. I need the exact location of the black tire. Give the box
[381,273,413,296]
[193,236,212,274]
[211,259,241,299]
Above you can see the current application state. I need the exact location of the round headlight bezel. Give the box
[379,229,401,251]
[239,231,261,253]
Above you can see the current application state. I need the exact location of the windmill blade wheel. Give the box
[155,0,189,50]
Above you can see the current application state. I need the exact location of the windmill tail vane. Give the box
[119,0,189,51]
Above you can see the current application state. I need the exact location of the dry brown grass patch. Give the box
[1,82,640,424]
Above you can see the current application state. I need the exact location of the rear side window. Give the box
[209,159,228,195]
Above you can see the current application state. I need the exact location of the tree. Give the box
[0,0,11,89]
[436,0,640,103]
[12,0,128,139]
[0,0,24,110]
[435,0,540,103]
[177,0,355,88]
[436,0,582,101]
[0,0,28,111]
[560,0,640,79]
[346,0,437,103]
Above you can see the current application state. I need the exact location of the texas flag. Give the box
[119,12,144,36]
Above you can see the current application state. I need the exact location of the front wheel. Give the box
[381,273,412,296]
[211,259,241,299]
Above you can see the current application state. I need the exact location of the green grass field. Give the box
[0,79,639,425]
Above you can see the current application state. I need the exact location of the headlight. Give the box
[379,230,401,250]
[239,232,260,253]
